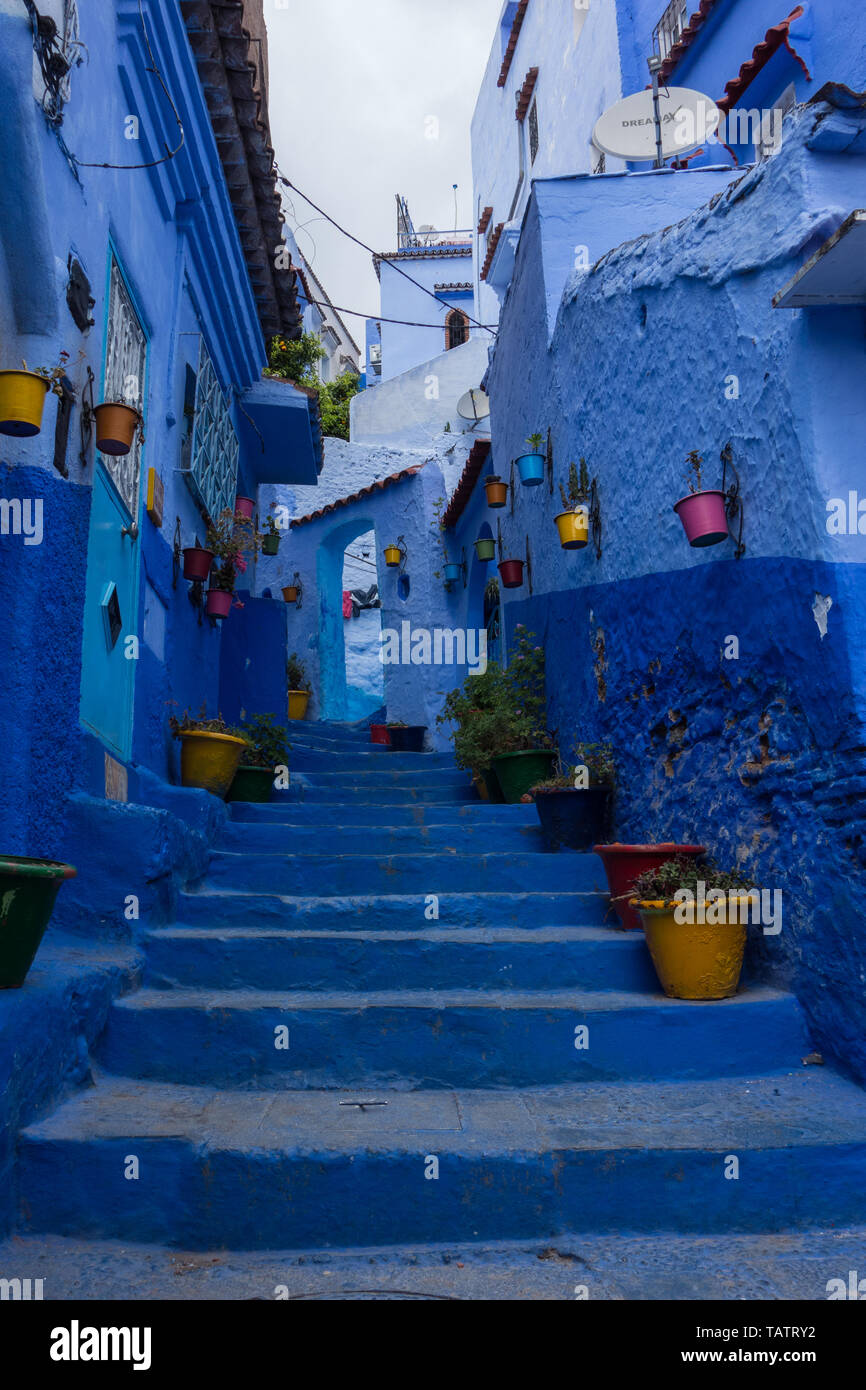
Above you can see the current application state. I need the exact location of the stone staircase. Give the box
[16,722,866,1262]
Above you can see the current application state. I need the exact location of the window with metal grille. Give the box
[654,0,690,61]
[183,337,239,521]
[528,98,539,165]
[445,309,470,351]
[102,253,147,518]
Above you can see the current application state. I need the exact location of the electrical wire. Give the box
[276,170,496,337]
[299,295,496,330]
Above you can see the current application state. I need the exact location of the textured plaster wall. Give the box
[447,98,866,1080]
[352,338,491,448]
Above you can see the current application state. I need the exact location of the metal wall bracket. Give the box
[290,570,304,609]
[547,427,554,496]
[78,365,95,467]
[720,441,746,560]
[395,535,408,574]
[525,534,533,595]
[588,477,603,560]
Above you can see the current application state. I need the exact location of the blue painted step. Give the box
[229,803,538,827]
[200,850,606,896]
[273,784,477,804]
[176,888,611,930]
[219,821,547,854]
[142,926,660,993]
[97,986,808,1089]
[290,751,457,772]
[293,768,471,788]
[19,1072,866,1249]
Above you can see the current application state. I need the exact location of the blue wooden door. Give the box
[79,252,146,762]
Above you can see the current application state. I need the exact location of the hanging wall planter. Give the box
[262,533,280,556]
[474,536,496,562]
[593,843,707,931]
[0,370,50,437]
[554,507,589,550]
[484,476,508,508]
[235,496,255,520]
[674,489,729,548]
[498,558,524,588]
[384,545,402,568]
[443,561,462,584]
[206,588,233,620]
[516,455,545,487]
[282,585,300,604]
[94,402,141,457]
[182,546,214,582]
[0,855,77,988]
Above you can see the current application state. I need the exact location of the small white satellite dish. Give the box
[592,87,720,162]
[457,388,491,423]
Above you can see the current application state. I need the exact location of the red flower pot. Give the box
[206,589,233,620]
[183,547,214,582]
[235,496,255,520]
[594,843,707,931]
[673,490,729,548]
[370,724,391,745]
[498,559,524,589]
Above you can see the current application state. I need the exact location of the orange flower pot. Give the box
[94,402,141,456]
[484,477,508,508]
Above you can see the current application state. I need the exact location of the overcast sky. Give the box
[266,0,503,355]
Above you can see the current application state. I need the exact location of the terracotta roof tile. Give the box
[480,223,505,282]
[478,206,494,234]
[516,67,539,122]
[442,440,492,530]
[497,0,530,88]
[290,463,425,529]
[716,7,809,113]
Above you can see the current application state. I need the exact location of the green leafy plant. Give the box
[532,741,615,793]
[559,458,592,510]
[430,496,451,580]
[240,713,289,769]
[319,371,360,440]
[205,507,262,595]
[168,702,244,740]
[23,350,74,400]
[484,576,500,606]
[437,627,554,768]
[265,334,359,441]
[629,857,755,904]
[286,652,311,692]
[387,721,409,728]
[684,450,705,494]
[526,432,545,454]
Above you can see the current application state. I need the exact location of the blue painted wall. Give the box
[446,93,866,1081]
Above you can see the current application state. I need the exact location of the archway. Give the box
[315,516,384,721]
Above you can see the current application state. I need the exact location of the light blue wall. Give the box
[377,247,477,381]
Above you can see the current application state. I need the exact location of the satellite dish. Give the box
[592,88,720,162]
[457,388,491,423]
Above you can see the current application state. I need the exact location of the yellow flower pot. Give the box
[288,690,310,720]
[634,899,750,1000]
[179,731,247,798]
[383,546,402,568]
[0,370,50,437]
[555,507,589,550]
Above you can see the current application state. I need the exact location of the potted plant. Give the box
[182,542,215,582]
[387,721,427,752]
[555,459,592,550]
[498,558,524,588]
[673,450,730,548]
[205,507,261,620]
[489,627,557,801]
[235,495,256,520]
[594,842,708,931]
[282,584,300,603]
[94,399,143,457]
[530,742,615,850]
[261,508,281,556]
[437,665,509,802]
[0,353,69,437]
[431,497,461,585]
[383,543,402,568]
[484,475,508,508]
[0,854,77,988]
[229,714,290,803]
[169,705,247,798]
[287,652,312,720]
[516,432,546,487]
[630,856,756,999]
[370,723,391,745]
[474,535,496,562]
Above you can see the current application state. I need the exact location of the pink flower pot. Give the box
[673,490,729,548]
[206,589,233,619]
[235,496,255,520]
[498,559,524,589]
[182,547,214,582]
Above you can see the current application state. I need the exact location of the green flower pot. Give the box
[474,538,496,562]
[262,533,280,556]
[0,856,77,988]
[228,766,275,803]
[492,750,557,804]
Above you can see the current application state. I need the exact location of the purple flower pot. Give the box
[235,496,255,520]
[206,589,233,619]
[673,490,729,548]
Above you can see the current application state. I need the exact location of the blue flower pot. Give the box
[444,562,462,583]
[516,452,545,487]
